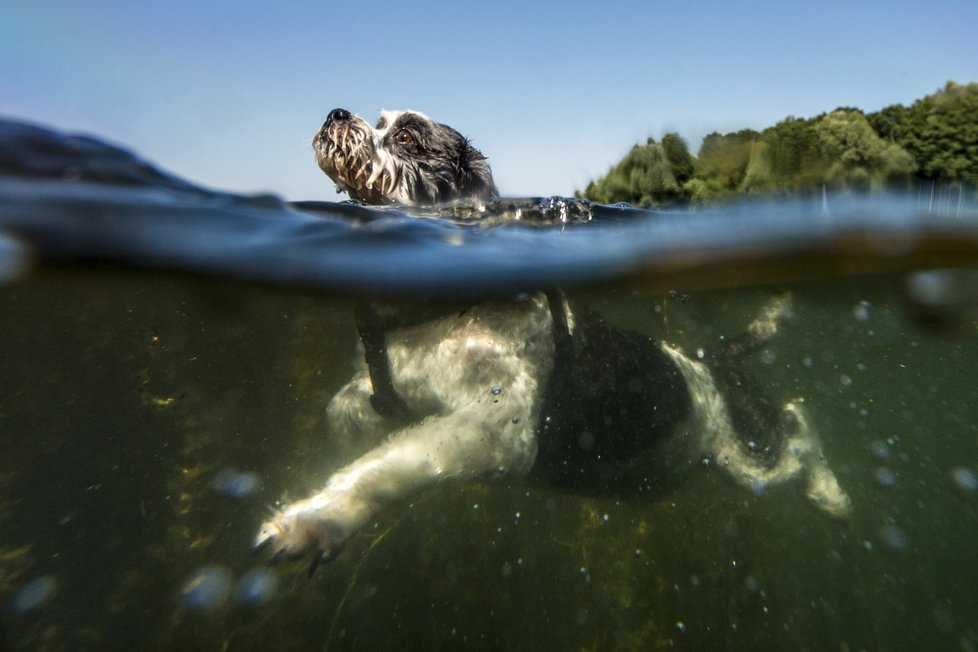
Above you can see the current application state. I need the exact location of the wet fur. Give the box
[313,108,496,205]
[255,113,850,570]
[255,294,850,567]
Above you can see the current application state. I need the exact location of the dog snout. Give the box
[326,108,352,126]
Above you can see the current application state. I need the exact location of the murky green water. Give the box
[2,119,978,649]
[1,269,976,650]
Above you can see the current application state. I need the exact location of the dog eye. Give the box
[394,129,414,146]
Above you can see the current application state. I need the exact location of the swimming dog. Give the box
[253,110,851,572]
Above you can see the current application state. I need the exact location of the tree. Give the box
[579,82,976,207]
[582,139,683,208]
[694,130,756,198]
[662,132,695,186]
[740,140,773,193]
[868,82,978,185]
[763,117,826,190]
[815,110,915,188]
[867,103,909,142]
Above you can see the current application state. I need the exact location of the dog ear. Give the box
[457,140,497,199]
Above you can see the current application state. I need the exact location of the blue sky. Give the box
[2,0,975,201]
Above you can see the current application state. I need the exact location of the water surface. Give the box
[1,119,978,650]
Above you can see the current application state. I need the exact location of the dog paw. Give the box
[254,509,348,576]
[805,467,852,519]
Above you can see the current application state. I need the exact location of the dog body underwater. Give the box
[253,109,851,570]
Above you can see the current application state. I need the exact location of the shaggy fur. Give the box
[313,108,496,205]
[254,113,850,573]
[255,293,850,572]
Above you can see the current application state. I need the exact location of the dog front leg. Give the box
[254,409,536,568]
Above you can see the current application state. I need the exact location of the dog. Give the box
[313,107,496,205]
[253,110,851,573]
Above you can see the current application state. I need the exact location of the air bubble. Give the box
[180,565,232,610]
[853,301,871,322]
[875,467,898,487]
[951,466,978,492]
[210,468,260,499]
[878,524,909,552]
[0,233,31,286]
[9,575,57,614]
[234,567,278,606]
[750,479,766,497]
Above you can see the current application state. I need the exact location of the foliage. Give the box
[692,130,757,200]
[815,109,916,189]
[582,136,688,208]
[579,82,977,207]
[868,81,978,185]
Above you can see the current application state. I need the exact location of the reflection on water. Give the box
[1,119,978,649]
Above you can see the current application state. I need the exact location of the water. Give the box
[1,119,978,650]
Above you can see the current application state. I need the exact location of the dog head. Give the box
[313,108,496,205]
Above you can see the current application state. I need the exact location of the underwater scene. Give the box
[2,120,978,650]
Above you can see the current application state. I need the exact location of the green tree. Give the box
[815,109,915,188]
[580,82,976,207]
[762,117,826,190]
[694,130,757,199]
[582,138,683,208]
[868,82,978,185]
[662,132,695,186]
[867,103,909,142]
[740,140,773,193]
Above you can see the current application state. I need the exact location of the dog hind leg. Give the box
[781,400,852,519]
[716,293,795,361]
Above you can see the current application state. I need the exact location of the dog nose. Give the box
[327,108,351,125]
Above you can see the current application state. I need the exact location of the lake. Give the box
[1,119,977,650]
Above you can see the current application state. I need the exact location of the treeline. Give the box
[578,81,978,207]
